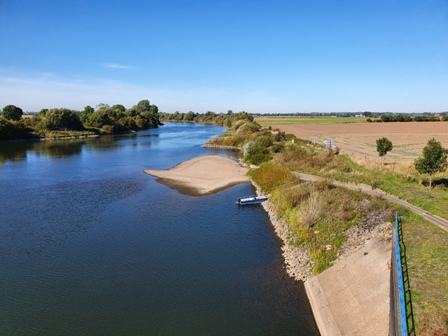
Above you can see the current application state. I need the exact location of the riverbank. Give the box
[144,154,392,335]
[253,180,393,336]
[305,223,392,336]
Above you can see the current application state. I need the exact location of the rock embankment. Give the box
[252,179,393,282]
[336,209,393,262]
[250,181,314,281]
[260,197,314,281]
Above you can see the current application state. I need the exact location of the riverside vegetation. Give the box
[161,112,447,335]
[2,105,446,333]
[0,99,161,141]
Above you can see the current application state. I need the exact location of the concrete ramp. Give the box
[305,236,391,336]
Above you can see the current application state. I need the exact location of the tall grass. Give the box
[238,121,447,334]
[267,181,392,274]
[274,142,448,220]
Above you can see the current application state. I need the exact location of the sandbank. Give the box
[144,155,250,196]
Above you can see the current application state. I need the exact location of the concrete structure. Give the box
[305,235,391,336]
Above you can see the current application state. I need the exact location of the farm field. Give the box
[256,116,367,125]
[256,117,448,162]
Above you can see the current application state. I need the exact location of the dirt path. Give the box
[296,173,448,232]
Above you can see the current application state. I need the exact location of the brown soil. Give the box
[266,122,448,162]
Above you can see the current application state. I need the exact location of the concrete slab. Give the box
[305,236,391,336]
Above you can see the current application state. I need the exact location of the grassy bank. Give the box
[398,208,448,335]
[248,163,394,274]
[213,118,447,334]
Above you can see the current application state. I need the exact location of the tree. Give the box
[84,105,94,114]
[96,103,110,110]
[380,114,391,122]
[111,104,126,113]
[136,99,151,113]
[184,111,196,121]
[81,105,94,123]
[149,104,159,115]
[414,138,448,188]
[376,137,393,163]
[2,105,23,121]
[43,108,84,130]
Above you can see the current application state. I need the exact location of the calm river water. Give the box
[0,123,319,335]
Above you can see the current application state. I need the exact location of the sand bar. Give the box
[144,155,250,195]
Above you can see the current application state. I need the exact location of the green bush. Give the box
[101,125,114,134]
[248,162,299,193]
[42,108,84,130]
[0,118,35,140]
[241,141,270,165]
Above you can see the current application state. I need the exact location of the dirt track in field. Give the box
[259,120,448,162]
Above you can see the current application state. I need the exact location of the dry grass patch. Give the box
[268,181,393,274]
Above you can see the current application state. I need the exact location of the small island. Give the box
[144,155,250,196]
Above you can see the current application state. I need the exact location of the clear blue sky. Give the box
[1,0,447,113]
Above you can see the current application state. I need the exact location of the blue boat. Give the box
[236,196,268,205]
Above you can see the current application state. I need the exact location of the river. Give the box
[0,122,319,335]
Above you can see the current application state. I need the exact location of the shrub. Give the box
[299,191,325,227]
[101,125,114,134]
[43,108,84,130]
[257,135,273,148]
[272,143,284,153]
[0,118,35,140]
[248,162,299,193]
[242,141,270,165]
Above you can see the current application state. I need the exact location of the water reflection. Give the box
[33,140,83,158]
[0,144,29,164]
[0,132,160,164]
[0,123,319,335]
[113,133,159,140]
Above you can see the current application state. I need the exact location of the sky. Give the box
[1,0,447,113]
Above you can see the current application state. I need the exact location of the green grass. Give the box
[249,169,394,274]
[225,119,447,333]
[281,151,448,221]
[33,129,98,138]
[398,208,448,335]
[256,116,368,126]
[237,121,448,334]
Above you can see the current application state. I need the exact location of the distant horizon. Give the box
[17,109,448,115]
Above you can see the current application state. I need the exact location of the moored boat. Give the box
[236,196,268,205]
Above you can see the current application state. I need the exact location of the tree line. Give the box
[0,100,161,140]
[159,110,254,127]
[376,114,447,122]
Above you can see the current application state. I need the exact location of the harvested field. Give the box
[257,118,448,162]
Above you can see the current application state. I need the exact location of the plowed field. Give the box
[257,118,448,162]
